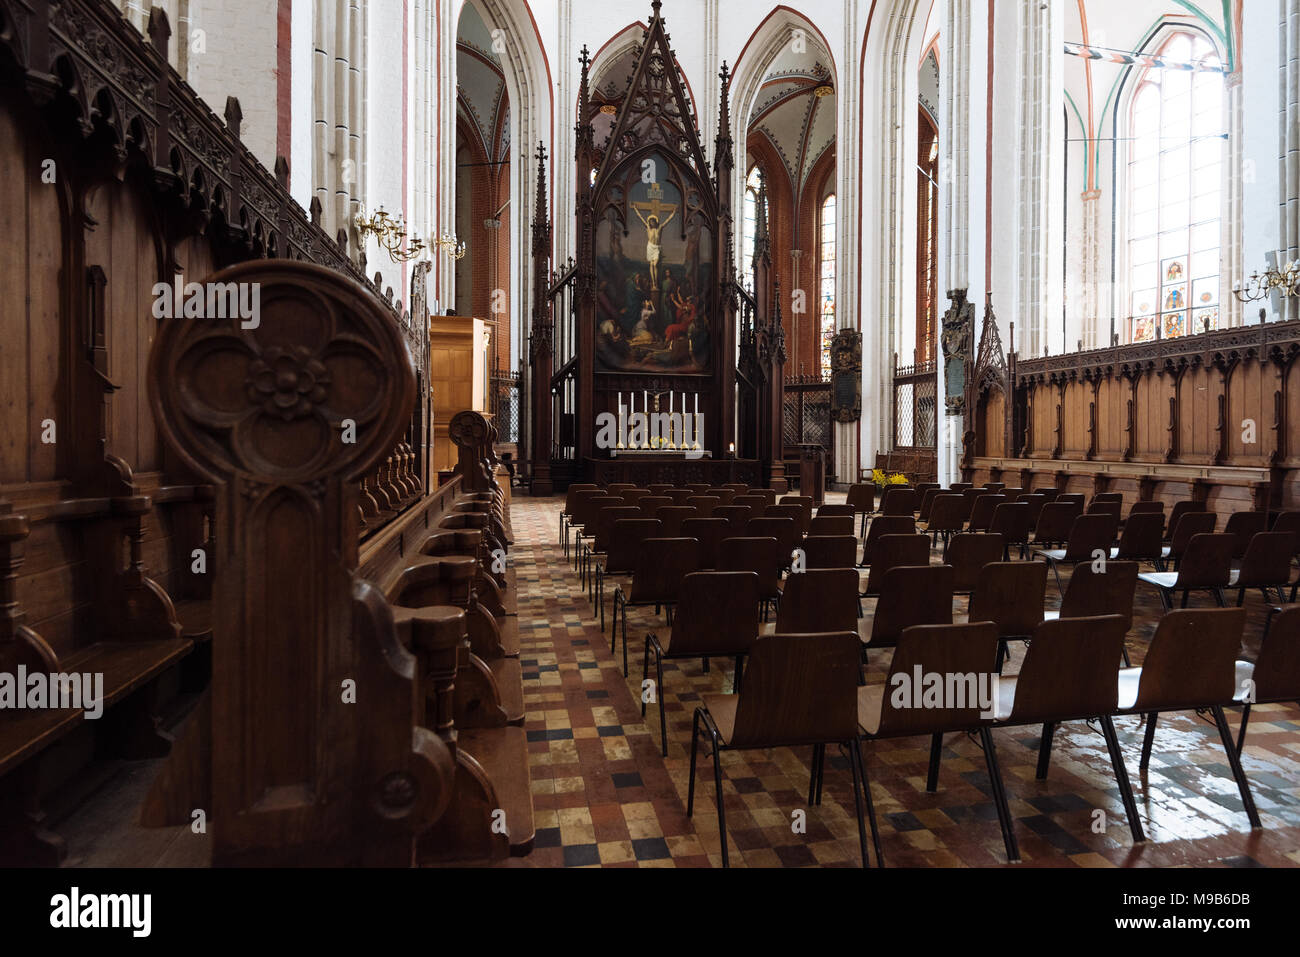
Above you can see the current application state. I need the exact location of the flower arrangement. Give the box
[870,468,909,488]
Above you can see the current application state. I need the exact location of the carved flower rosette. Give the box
[150,261,416,486]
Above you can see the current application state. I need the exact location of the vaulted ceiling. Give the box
[457,3,509,161]
[746,44,835,195]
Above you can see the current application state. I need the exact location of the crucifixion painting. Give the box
[594,152,713,374]
[631,183,677,292]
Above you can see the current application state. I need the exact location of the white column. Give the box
[1281,0,1300,322]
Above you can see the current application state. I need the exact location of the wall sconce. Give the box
[1233,260,1300,303]
[435,232,467,261]
[355,205,427,263]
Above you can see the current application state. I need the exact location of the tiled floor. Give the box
[504,493,1300,868]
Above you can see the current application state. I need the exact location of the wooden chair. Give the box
[655,505,697,537]
[1160,510,1218,570]
[1036,512,1119,595]
[1033,487,1060,503]
[817,504,855,519]
[809,514,855,537]
[1110,510,1164,564]
[581,505,639,596]
[1139,532,1234,612]
[917,487,941,523]
[666,488,696,505]
[857,622,1017,864]
[648,484,674,496]
[861,534,931,598]
[691,631,870,867]
[732,494,768,517]
[643,571,761,756]
[1116,607,1260,830]
[683,495,721,518]
[846,484,877,536]
[705,488,737,506]
[1000,487,1026,501]
[714,504,754,537]
[564,490,609,562]
[801,535,858,570]
[1163,499,1208,544]
[767,503,810,540]
[967,494,1006,533]
[924,494,968,550]
[863,565,955,653]
[1043,560,1139,666]
[1056,493,1086,509]
[774,568,860,633]
[1224,510,1269,560]
[968,560,1048,671]
[861,515,919,567]
[1020,493,1049,532]
[723,483,750,493]
[607,483,638,495]
[620,488,650,506]
[945,533,1006,595]
[718,536,784,615]
[611,537,700,675]
[1027,500,1084,559]
[748,516,798,569]
[686,484,711,494]
[992,615,1144,844]
[595,518,662,634]
[681,517,729,571]
[559,484,598,551]
[636,495,673,519]
[1233,605,1300,753]
[1229,531,1295,605]
[880,486,917,516]
[988,502,1031,560]
[1127,500,1164,519]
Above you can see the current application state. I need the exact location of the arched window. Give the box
[819,193,836,375]
[917,112,939,363]
[742,165,766,288]
[1125,32,1224,342]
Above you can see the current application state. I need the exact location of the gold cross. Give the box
[630,183,676,224]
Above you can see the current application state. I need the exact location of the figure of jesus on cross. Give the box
[631,182,677,292]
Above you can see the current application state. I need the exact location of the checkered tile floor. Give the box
[500,493,1300,868]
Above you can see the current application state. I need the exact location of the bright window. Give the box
[820,193,836,375]
[742,166,766,289]
[1126,33,1224,342]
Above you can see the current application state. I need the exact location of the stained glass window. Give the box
[820,193,836,375]
[1126,33,1223,343]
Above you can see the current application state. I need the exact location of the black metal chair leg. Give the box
[1035,722,1056,780]
[857,739,884,867]
[1120,641,1131,668]
[733,655,743,693]
[926,733,943,792]
[847,741,870,868]
[712,729,728,867]
[641,637,651,717]
[622,604,630,677]
[1157,588,1172,614]
[1140,712,1159,769]
[1050,559,1064,597]
[1235,703,1252,756]
[979,727,1020,863]
[1213,705,1261,828]
[1212,588,1226,608]
[611,592,620,650]
[1100,715,1146,843]
[656,651,667,757]
[687,709,701,816]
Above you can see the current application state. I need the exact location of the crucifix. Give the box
[630,182,677,292]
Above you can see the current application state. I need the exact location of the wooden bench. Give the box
[0,495,193,865]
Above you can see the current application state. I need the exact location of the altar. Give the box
[586,455,762,488]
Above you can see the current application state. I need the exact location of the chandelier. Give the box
[434,232,467,260]
[1232,260,1300,303]
[354,205,427,263]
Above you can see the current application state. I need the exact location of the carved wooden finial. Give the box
[147,7,172,58]
[274,155,290,189]
[309,195,323,225]
[224,96,243,138]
